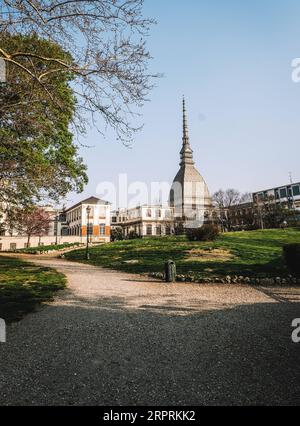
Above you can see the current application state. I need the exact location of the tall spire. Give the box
[183,96,189,143]
[180,96,194,166]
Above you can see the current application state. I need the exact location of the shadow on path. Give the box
[0,296,300,406]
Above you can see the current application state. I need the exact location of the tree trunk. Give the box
[27,234,31,247]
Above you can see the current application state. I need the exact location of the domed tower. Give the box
[169,97,212,228]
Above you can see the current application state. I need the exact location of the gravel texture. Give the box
[0,255,300,406]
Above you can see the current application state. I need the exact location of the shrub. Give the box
[127,231,140,240]
[8,242,81,254]
[283,243,300,276]
[174,221,185,236]
[186,224,220,242]
[111,228,124,242]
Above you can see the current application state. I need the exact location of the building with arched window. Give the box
[64,196,111,242]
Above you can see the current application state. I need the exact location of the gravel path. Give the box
[0,255,300,406]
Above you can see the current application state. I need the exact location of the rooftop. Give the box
[65,196,111,212]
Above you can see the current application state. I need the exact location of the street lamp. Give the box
[55,214,59,245]
[86,206,91,260]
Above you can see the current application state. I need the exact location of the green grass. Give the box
[65,228,300,279]
[0,256,66,322]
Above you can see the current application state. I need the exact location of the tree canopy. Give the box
[0,34,88,208]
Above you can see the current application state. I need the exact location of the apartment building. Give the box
[65,196,111,242]
[111,205,175,238]
[253,182,300,209]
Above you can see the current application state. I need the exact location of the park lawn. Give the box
[0,256,66,322]
[65,228,300,279]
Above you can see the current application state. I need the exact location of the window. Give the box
[280,188,287,198]
[147,209,152,218]
[10,243,17,251]
[165,210,171,219]
[146,225,152,236]
[0,243,2,251]
[192,204,197,211]
[98,207,106,218]
[293,185,300,196]
[156,225,162,236]
[156,209,161,218]
[257,193,264,202]
[89,206,94,218]
[111,216,117,223]
[165,225,171,236]
[61,227,68,236]
[100,224,106,236]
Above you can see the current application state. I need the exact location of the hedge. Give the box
[283,243,300,276]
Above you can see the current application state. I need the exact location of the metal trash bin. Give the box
[165,260,176,283]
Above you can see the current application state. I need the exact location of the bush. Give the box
[174,221,185,236]
[111,228,124,242]
[283,243,300,276]
[186,224,220,242]
[7,242,81,254]
[127,231,140,240]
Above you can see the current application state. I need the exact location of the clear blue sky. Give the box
[67,0,300,208]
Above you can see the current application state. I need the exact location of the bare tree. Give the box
[213,189,252,231]
[6,207,51,246]
[254,195,294,230]
[213,189,242,209]
[240,192,252,204]
[0,0,157,144]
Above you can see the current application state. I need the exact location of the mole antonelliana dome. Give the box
[169,98,212,226]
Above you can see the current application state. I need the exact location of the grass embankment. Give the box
[65,229,300,279]
[0,256,66,322]
[9,242,81,254]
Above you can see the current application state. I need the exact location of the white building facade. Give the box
[0,196,111,251]
[65,196,111,242]
[253,182,300,210]
[111,205,175,238]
